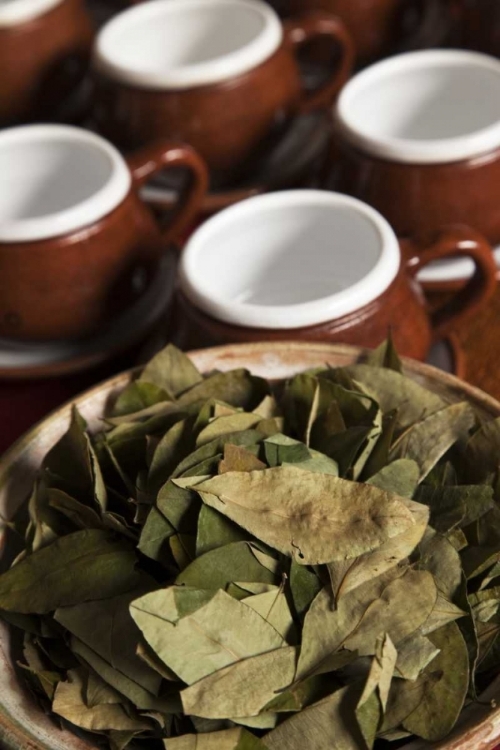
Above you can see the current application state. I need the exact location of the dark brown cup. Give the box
[173,191,497,361]
[332,49,500,245]
[92,0,353,183]
[275,0,454,65]
[0,0,94,126]
[0,126,208,342]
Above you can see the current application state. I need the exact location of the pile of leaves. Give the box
[2,342,500,750]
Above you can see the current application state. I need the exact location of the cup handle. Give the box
[283,12,354,113]
[402,226,497,342]
[126,142,208,243]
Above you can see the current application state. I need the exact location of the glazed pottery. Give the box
[332,49,500,244]
[92,0,353,183]
[0,0,94,125]
[142,110,333,216]
[277,0,455,65]
[0,125,207,342]
[174,190,496,360]
[1,342,500,750]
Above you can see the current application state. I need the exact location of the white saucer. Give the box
[0,253,175,378]
[417,245,500,284]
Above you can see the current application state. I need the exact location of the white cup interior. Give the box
[0,126,131,242]
[180,191,400,329]
[0,0,63,26]
[336,51,500,163]
[94,0,282,89]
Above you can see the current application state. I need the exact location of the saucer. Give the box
[417,246,500,289]
[0,253,175,380]
[140,111,333,217]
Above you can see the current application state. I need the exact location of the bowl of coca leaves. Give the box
[1,340,500,750]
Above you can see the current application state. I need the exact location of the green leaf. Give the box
[264,434,310,467]
[52,668,152,732]
[157,479,202,534]
[346,365,446,431]
[390,403,476,481]
[355,634,397,748]
[264,434,338,476]
[379,671,438,734]
[327,496,428,600]
[72,636,178,713]
[0,530,139,613]
[181,646,297,719]
[296,568,435,681]
[263,666,349,713]
[416,530,462,600]
[415,484,494,534]
[172,431,263,479]
[176,542,278,590]
[196,505,249,557]
[177,369,269,411]
[55,589,161,695]
[130,588,284,685]
[139,344,202,396]
[366,458,419,498]
[365,336,402,373]
[138,507,175,566]
[197,413,263,447]
[343,570,437,655]
[402,622,469,741]
[43,407,107,510]
[195,467,415,565]
[112,382,170,418]
[148,418,196,493]
[395,634,440,680]
[464,417,500,482]
[263,685,367,750]
[289,560,322,620]
[242,587,294,643]
[219,444,266,474]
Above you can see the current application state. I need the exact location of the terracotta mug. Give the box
[331,49,500,247]
[0,0,94,126]
[92,0,353,184]
[277,0,455,66]
[0,125,208,342]
[172,191,497,360]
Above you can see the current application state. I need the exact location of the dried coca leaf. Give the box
[1,341,498,750]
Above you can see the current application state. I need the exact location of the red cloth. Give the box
[0,349,136,455]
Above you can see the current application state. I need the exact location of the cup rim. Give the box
[0,125,131,243]
[335,49,500,165]
[179,189,401,330]
[93,0,283,91]
[0,0,63,27]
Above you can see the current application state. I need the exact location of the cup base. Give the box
[0,253,175,379]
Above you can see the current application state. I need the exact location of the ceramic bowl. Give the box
[1,341,500,750]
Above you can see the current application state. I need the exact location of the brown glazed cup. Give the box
[92,0,353,184]
[0,125,208,342]
[0,0,94,126]
[277,0,455,66]
[332,49,500,246]
[173,191,497,361]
